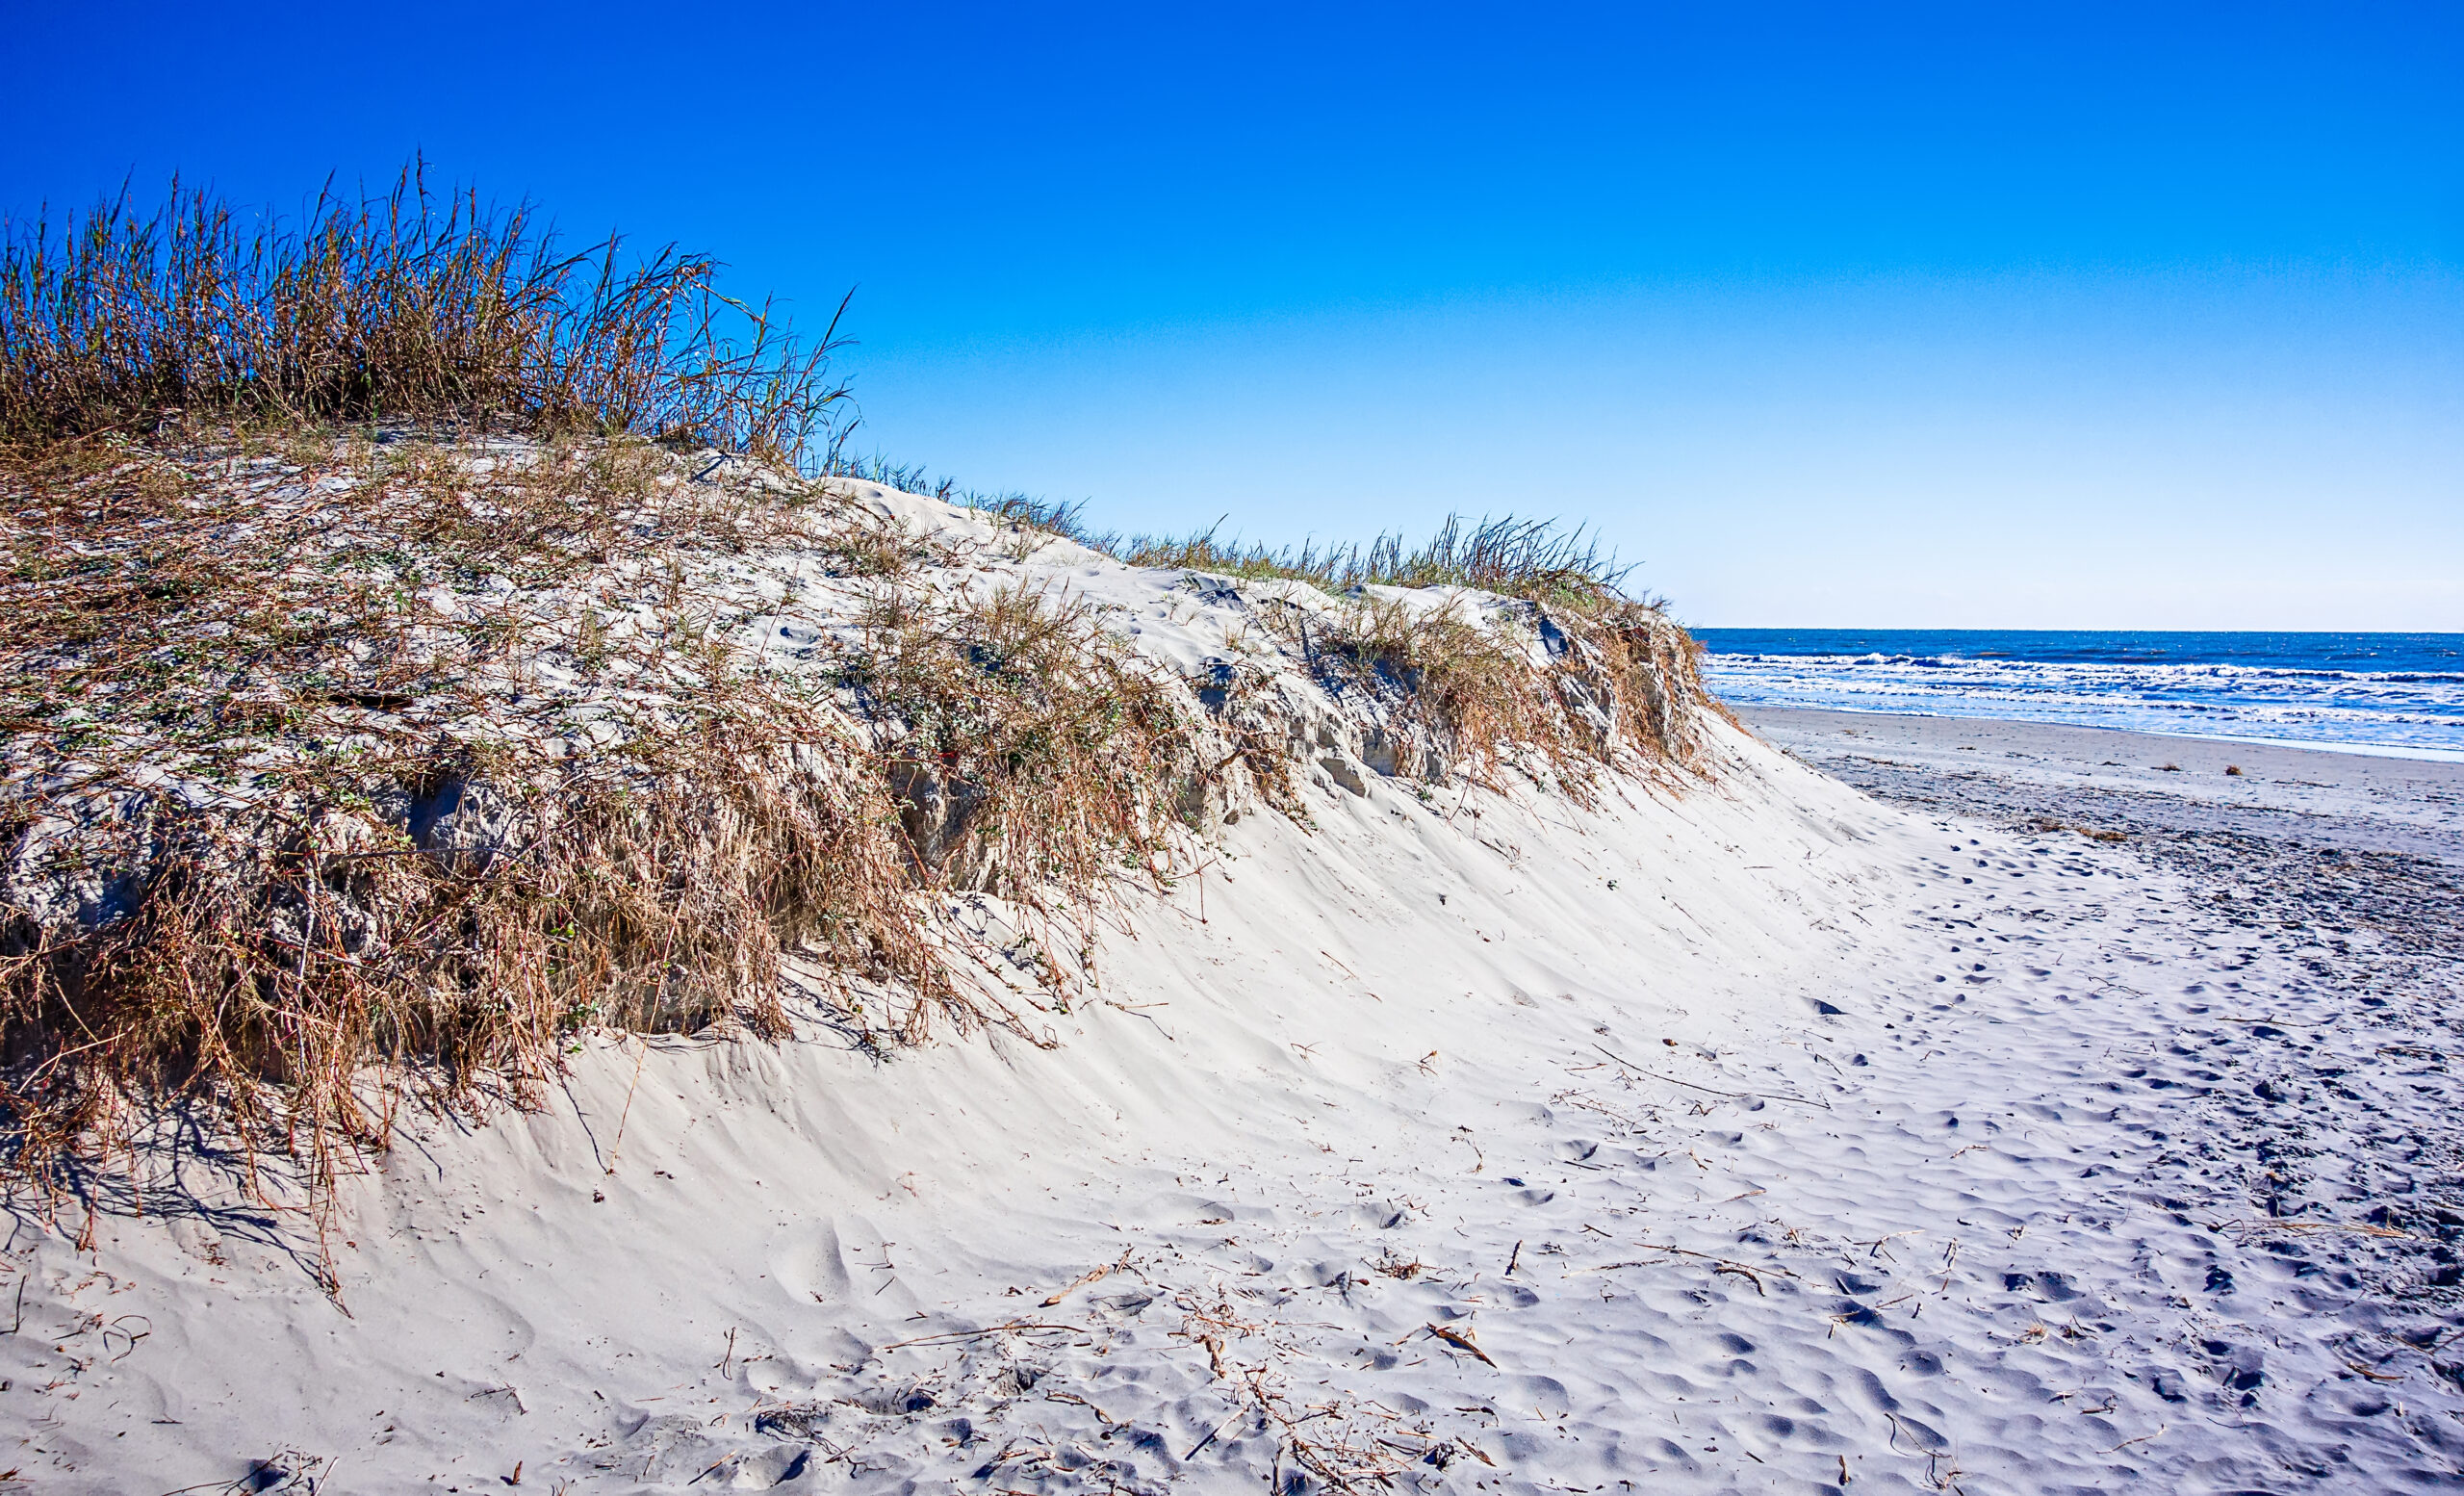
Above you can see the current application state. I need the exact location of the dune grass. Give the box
[0,168,1724,1278]
[827,460,1707,792]
[831,456,1650,612]
[1107,512,1647,612]
[0,431,1239,1277]
[1,429,1713,1271]
[0,160,847,461]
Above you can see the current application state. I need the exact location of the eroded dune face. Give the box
[8,451,2459,1494]
[9,690,1889,1493]
[1,440,1720,1050]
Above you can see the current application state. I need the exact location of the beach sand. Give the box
[1740,704,2464,863]
[9,645,2464,1486]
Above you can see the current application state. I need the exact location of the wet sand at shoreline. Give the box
[1739,705,2464,864]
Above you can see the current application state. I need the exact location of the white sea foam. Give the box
[1706,649,2464,759]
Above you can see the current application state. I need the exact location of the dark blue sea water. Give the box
[1693,630,2464,761]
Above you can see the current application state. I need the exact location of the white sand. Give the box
[7,494,2461,1495]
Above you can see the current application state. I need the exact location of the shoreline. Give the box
[1739,703,2464,865]
[1721,698,2464,766]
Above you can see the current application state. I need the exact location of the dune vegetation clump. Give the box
[0,434,1194,1250]
[0,168,1727,1260]
[829,466,1727,793]
[0,158,844,459]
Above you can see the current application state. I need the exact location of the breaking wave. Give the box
[1694,630,2464,759]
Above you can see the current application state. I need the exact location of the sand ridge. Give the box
[6,712,2463,1492]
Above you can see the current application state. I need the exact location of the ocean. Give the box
[1692,630,2464,761]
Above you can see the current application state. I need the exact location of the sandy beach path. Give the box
[520,721,2464,1492]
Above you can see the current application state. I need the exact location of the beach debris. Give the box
[1593,1044,1829,1109]
[1424,1323,1498,1366]
[1040,1250,1133,1306]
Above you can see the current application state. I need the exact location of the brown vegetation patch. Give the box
[0,164,1732,1288]
[0,434,1211,1262]
[1,162,841,457]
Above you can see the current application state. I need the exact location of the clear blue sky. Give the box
[6,2,2458,628]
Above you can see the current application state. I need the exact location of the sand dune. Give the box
[6,487,2460,1494]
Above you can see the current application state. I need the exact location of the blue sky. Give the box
[5,2,2457,627]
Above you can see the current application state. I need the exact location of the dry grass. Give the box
[0,160,846,460]
[827,459,1646,609]
[2028,816,2129,843]
[1272,580,1717,796]
[0,167,1731,1274]
[1287,596,1568,783]
[843,581,1202,901]
[0,431,1223,1273]
[1114,511,1646,611]
[1176,1289,1481,1489]
[822,455,1084,537]
[833,464,1715,787]
[0,428,1727,1284]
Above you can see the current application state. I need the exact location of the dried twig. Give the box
[1592,1045,1830,1110]
[1040,1249,1132,1306]
[1424,1323,1498,1367]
